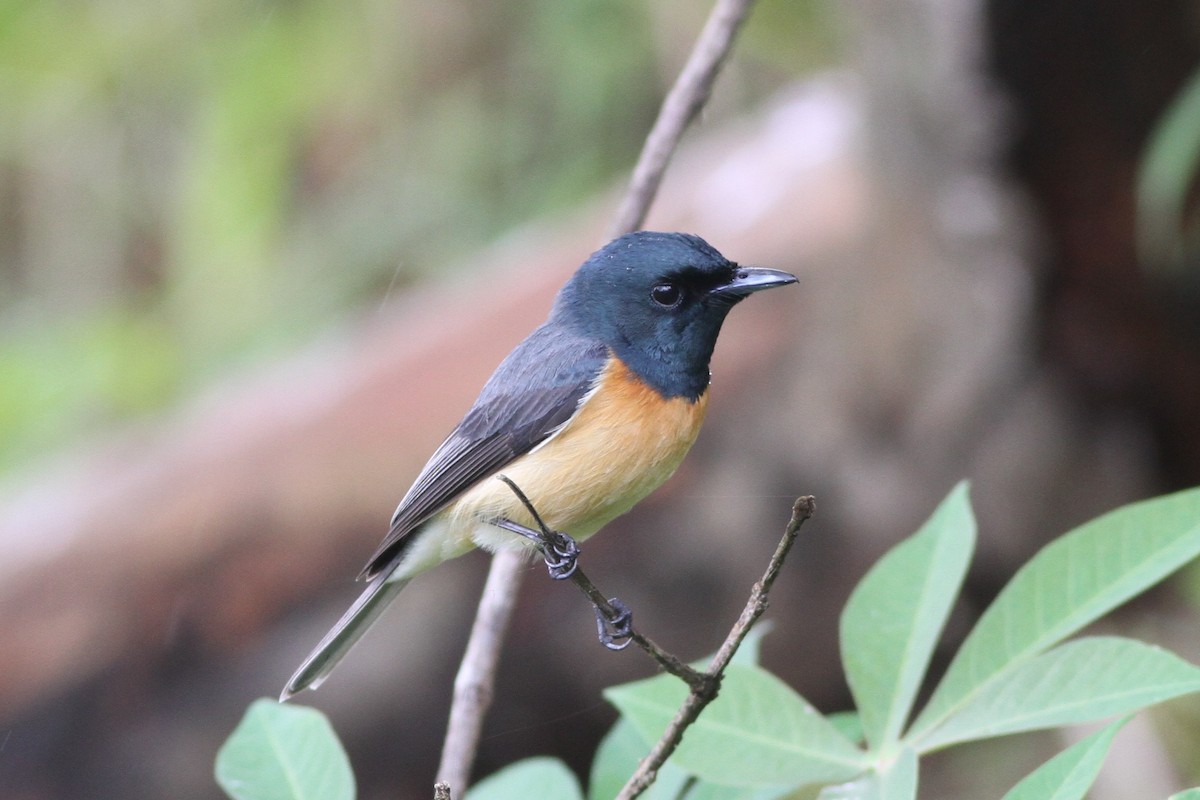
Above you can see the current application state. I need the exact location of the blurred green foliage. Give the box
[0,0,841,475]
[1137,65,1200,273]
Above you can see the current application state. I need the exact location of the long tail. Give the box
[281,573,411,701]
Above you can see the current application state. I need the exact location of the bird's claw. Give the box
[595,597,634,650]
[543,531,580,579]
[492,475,581,579]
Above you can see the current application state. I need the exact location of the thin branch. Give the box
[617,497,816,800]
[703,496,815,675]
[608,0,759,238]
[495,473,710,691]
[434,0,761,793]
[487,483,814,800]
[562,566,710,692]
[434,548,525,791]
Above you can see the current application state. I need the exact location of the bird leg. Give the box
[492,474,634,650]
[488,516,580,580]
[491,508,632,650]
[491,475,580,579]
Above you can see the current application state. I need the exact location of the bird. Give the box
[282,231,796,700]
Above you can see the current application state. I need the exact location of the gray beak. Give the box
[710,266,798,299]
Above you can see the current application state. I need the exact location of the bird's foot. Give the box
[542,530,580,580]
[488,516,579,578]
[492,474,581,579]
[595,597,634,650]
[489,515,578,578]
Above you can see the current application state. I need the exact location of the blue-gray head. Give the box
[553,231,796,400]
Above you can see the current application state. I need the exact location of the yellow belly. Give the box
[394,358,708,577]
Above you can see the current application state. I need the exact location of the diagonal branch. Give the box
[608,0,760,238]
[560,565,711,692]
[486,482,814,800]
[494,473,712,692]
[434,548,524,790]
[617,497,815,800]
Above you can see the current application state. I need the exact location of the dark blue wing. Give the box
[360,324,608,579]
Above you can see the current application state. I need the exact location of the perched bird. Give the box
[282,231,796,699]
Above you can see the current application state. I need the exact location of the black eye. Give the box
[650,283,682,308]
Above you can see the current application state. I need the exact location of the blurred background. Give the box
[2,0,1200,797]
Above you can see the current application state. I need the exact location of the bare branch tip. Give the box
[789,496,816,530]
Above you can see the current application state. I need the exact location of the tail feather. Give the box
[281,573,410,701]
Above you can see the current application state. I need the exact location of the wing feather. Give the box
[360,327,607,579]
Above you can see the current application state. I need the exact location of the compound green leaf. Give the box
[999,718,1128,800]
[606,664,864,788]
[817,747,917,800]
[911,487,1200,742]
[588,718,690,800]
[921,638,1200,750]
[841,482,974,750]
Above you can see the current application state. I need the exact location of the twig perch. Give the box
[434,549,525,791]
[495,474,711,692]
[617,497,815,800]
[434,0,761,794]
[608,0,759,238]
[562,567,710,692]
[483,482,813,800]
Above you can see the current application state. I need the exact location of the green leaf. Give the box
[683,783,798,800]
[1137,66,1200,269]
[921,637,1200,750]
[999,718,1129,800]
[826,712,864,746]
[841,482,975,750]
[466,757,583,800]
[1169,790,1200,800]
[606,664,864,788]
[816,746,917,800]
[728,620,773,668]
[588,714,792,800]
[911,487,1200,741]
[215,699,354,800]
[587,718,690,800]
